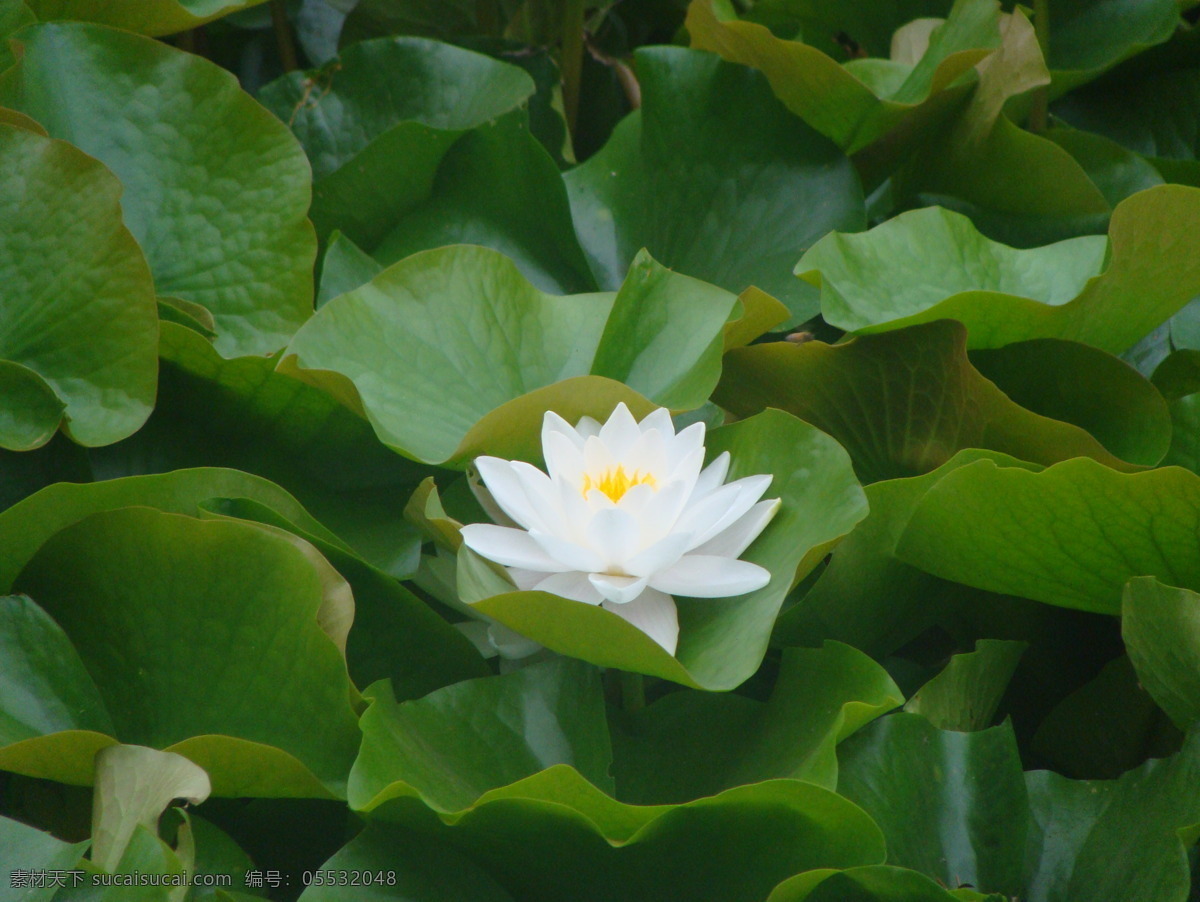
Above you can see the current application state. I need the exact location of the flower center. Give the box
[581,465,657,502]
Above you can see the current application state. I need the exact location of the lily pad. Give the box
[798,186,1200,353]
[0,815,87,902]
[0,125,158,448]
[610,642,902,804]
[768,865,1004,901]
[281,246,759,466]
[1122,577,1200,731]
[565,44,864,324]
[904,639,1027,732]
[685,0,996,155]
[0,23,316,357]
[837,714,1028,897]
[717,321,1154,482]
[25,0,271,36]
[896,457,1200,614]
[1023,728,1200,902]
[475,409,868,691]
[1,510,362,797]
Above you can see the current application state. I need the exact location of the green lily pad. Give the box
[896,457,1200,614]
[837,714,1028,897]
[2,509,362,797]
[904,640,1027,732]
[1150,350,1200,474]
[281,246,756,465]
[0,815,87,902]
[564,45,864,324]
[350,659,613,815]
[317,232,383,309]
[475,409,868,691]
[0,124,158,448]
[308,780,884,902]
[0,467,341,592]
[1044,0,1180,93]
[1123,577,1200,731]
[0,23,316,357]
[897,10,1109,229]
[717,321,1153,482]
[25,0,270,36]
[91,322,432,579]
[610,642,902,804]
[774,450,1025,656]
[686,0,995,155]
[799,186,1200,353]
[1023,728,1200,902]
[768,865,1004,901]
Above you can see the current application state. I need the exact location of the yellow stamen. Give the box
[581,465,657,502]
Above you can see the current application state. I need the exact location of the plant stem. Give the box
[619,671,645,712]
[270,0,299,73]
[1028,0,1050,133]
[561,0,586,144]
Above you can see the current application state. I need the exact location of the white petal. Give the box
[507,567,545,590]
[461,524,570,572]
[543,410,585,450]
[624,530,693,578]
[583,434,616,479]
[648,555,771,598]
[598,402,641,456]
[511,461,567,525]
[604,589,679,655]
[614,482,657,515]
[586,507,640,568]
[534,571,603,604]
[574,415,602,438]
[588,573,649,605]
[531,532,607,573]
[467,467,519,528]
[474,457,550,532]
[633,478,691,545]
[690,451,730,500]
[639,407,676,438]
[692,499,781,558]
[687,474,774,548]
[543,429,586,486]
[623,427,668,480]
[667,421,706,469]
[664,446,705,497]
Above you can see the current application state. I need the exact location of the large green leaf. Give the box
[328,784,884,902]
[904,640,1026,732]
[686,0,994,154]
[0,23,316,357]
[0,467,340,592]
[897,10,1108,230]
[257,39,595,293]
[1,509,362,797]
[610,643,902,803]
[896,457,1200,614]
[1151,350,1200,474]
[1023,728,1200,902]
[474,409,868,690]
[798,186,1200,352]
[1043,0,1180,92]
[837,714,1028,897]
[0,125,157,448]
[25,0,270,36]
[0,815,87,902]
[717,321,1155,482]
[281,246,757,465]
[1123,577,1200,731]
[565,45,864,324]
[91,322,432,579]
[768,865,1004,901]
[350,659,614,814]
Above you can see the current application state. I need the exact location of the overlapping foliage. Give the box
[5,0,1200,899]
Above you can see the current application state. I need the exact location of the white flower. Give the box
[459,403,781,656]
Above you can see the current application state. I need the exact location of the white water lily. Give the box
[460,403,781,656]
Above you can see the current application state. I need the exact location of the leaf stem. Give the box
[270,0,299,73]
[619,671,645,712]
[561,0,586,144]
[1028,0,1050,133]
